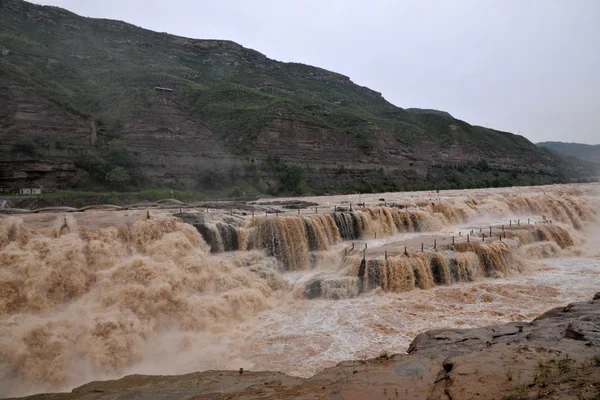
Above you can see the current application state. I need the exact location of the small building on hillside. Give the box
[20,185,42,195]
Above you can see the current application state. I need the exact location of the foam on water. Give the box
[0,184,598,397]
[0,217,282,397]
[230,256,600,378]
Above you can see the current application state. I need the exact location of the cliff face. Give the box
[11,294,600,400]
[0,0,596,194]
[0,88,90,189]
[113,100,233,189]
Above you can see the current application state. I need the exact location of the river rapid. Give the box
[0,183,598,397]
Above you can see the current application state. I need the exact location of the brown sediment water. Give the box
[307,223,574,298]
[0,217,280,396]
[510,223,575,248]
[337,240,514,296]
[134,188,597,271]
[195,221,240,253]
[517,241,563,259]
[238,190,595,269]
[453,241,514,277]
[0,183,599,398]
[233,257,600,379]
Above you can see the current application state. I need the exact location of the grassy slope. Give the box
[0,0,549,160]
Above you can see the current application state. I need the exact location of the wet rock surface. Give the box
[12,294,600,400]
[406,300,600,356]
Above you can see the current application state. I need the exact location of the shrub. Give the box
[76,154,111,181]
[281,164,305,195]
[104,140,136,169]
[105,167,130,189]
[228,186,243,198]
[197,169,232,190]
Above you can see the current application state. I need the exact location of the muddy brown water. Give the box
[0,183,598,398]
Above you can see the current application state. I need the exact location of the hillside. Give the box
[0,0,596,197]
[405,108,454,118]
[537,141,600,164]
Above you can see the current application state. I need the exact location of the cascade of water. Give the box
[0,187,597,396]
[243,193,593,270]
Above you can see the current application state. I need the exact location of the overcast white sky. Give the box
[35,0,600,144]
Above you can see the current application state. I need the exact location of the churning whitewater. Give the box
[0,184,598,397]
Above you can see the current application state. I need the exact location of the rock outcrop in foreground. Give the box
[14,294,600,400]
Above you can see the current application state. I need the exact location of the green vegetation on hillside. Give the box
[0,0,596,201]
[0,0,544,157]
[12,159,581,209]
[74,140,144,189]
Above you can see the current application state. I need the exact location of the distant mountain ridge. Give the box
[537,141,600,164]
[0,0,597,195]
[405,108,453,118]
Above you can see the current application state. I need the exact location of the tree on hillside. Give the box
[106,166,130,189]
